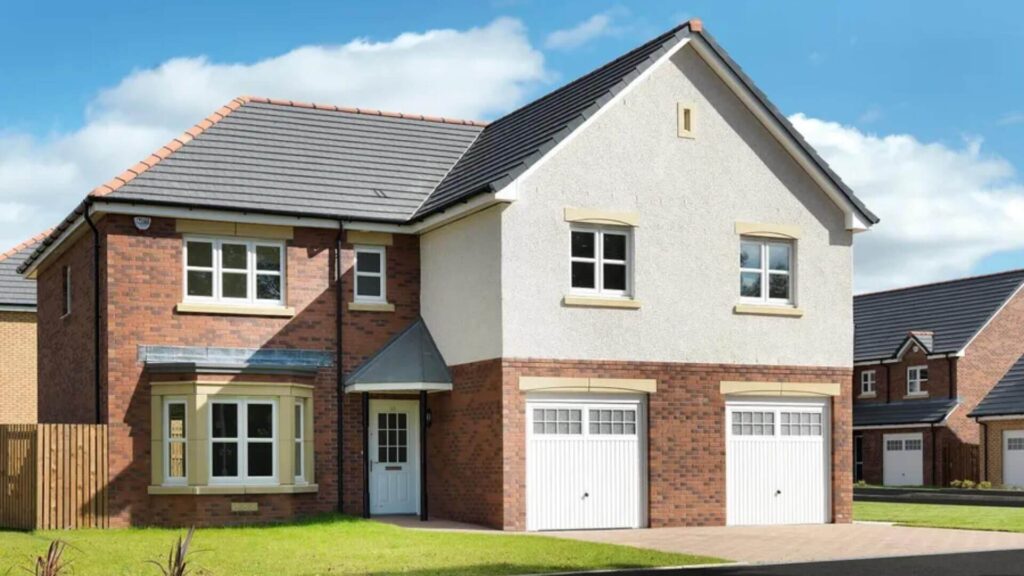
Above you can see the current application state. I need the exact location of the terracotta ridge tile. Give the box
[0,228,56,261]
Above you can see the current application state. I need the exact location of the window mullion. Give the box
[596,232,605,294]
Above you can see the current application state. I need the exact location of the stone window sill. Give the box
[562,295,642,309]
[175,302,295,318]
[148,484,318,496]
[348,301,395,312]
[904,392,929,400]
[858,392,877,399]
[733,304,804,318]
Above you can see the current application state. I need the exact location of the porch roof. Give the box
[853,398,959,428]
[140,345,332,376]
[345,319,452,393]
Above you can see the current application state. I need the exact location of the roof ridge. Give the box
[0,228,55,262]
[245,96,489,127]
[856,268,1024,299]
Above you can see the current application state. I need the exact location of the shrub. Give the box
[950,480,963,488]
[962,480,977,489]
[31,540,71,576]
[978,481,992,490]
[148,526,196,576]
[854,480,868,487]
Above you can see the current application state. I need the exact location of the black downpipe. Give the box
[84,207,101,424]
[981,420,989,482]
[419,389,428,521]
[362,392,370,517]
[335,222,345,513]
[930,424,937,486]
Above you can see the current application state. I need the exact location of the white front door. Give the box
[526,395,645,531]
[883,432,924,486]
[1003,430,1024,486]
[369,400,419,515]
[726,398,830,526]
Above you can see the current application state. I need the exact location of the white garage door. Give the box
[883,433,923,486]
[526,395,645,531]
[1003,431,1024,487]
[726,398,830,526]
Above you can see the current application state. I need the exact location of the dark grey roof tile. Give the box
[971,355,1024,418]
[854,398,959,428]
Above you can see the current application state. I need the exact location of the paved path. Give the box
[556,549,1024,576]
[553,523,1024,564]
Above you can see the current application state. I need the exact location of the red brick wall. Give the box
[37,225,103,424]
[499,359,853,529]
[36,215,422,526]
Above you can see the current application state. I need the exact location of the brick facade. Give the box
[853,288,1024,486]
[427,358,852,530]
[980,419,1024,485]
[36,215,421,526]
[0,311,37,423]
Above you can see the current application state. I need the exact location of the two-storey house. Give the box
[21,20,876,530]
[0,232,46,423]
[853,270,1024,486]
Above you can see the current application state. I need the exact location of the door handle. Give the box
[582,492,589,499]
[775,489,782,496]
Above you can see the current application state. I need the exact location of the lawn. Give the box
[855,501,1024,533]
[0,514,721,576]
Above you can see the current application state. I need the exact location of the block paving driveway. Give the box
[553,522,1024,564]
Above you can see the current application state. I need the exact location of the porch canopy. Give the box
[345,319,452,393]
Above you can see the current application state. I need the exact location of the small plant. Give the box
[854,480,868,487]
[962,479,977,489]
[950,479,963,488]
[979,481,993,490]
[28,540,71,576]
[148,526,196,576]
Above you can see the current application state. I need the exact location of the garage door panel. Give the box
[1003,431,1024,487]
[883,433,923,486]
[726,399,829,526]
[528,436,588,530]
[585,437,641,529]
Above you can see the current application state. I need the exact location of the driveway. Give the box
[553,523,1024,564]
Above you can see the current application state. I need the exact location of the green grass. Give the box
[0,514,721,576]
[855,501,1024,533]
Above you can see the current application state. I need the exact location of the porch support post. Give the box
[362,392,370,518]
[419,389,428,521]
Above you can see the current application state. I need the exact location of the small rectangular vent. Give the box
[677,103,695,138]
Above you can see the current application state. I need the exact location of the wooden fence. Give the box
[0,424,108,530]
[943,442,980,485]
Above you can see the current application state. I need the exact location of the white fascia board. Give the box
[344,192,510,235]
[344,382,453,394]
[0,305,36,313]
[490,38,694,201]
[21,212,88,279]
[977,414,1024,422]
[852,423,940,431]
[854,360,883,367]
[92,200,341,229]
[688,37,871,232]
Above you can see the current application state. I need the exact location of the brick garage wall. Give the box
[85,215,421,527]
[980,419,1024,486]
[500,359,852,530]
[0,311,38,423]
[37,226,102,424]
[857,426,936,486]
[425,359,503,528]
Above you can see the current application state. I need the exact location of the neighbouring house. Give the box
[19,20,877,530]
[852,270,1024,487]
[0,232,47,423]
[970,351,1024,487]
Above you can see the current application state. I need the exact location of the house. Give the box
[20,20,876,530]
[852,270,1024,486]
[969,351,1024,487]
[0,232,47,423]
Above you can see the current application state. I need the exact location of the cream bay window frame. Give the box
[149,382,315,495]
[183,236,286,307]
[164,399,188,486]
[209,399,278,486]
[294,400,305,483]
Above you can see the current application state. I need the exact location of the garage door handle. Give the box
[775,490,782,496]
[582,492,589,499]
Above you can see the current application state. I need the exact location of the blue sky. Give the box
[2,0,1023,291]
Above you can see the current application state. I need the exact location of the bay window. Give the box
[210,400,277,485]
[570,226,631,298]
[164,400,187,485]
[294,401,305,482]
[740,237,793,305]
[184,238,285,306]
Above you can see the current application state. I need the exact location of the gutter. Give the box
[336,221,345,513]
[84,204,102,424]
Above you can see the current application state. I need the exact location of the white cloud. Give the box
[998,111,1024,126]
[791,113,1024,293]
[0,18,547,251]
[545,12,619,50]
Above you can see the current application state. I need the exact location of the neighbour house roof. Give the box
[345,319,451,391]
[853,398,959,428]
[854,269,1024,363]
[970,354,1024,418]
[0,231,49,309]
[20,18,876,274]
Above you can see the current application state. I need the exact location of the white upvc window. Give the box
[183,237,286,306]
[294,400,305,483]
[209,399,277,485]
[354,245,387,303]
[740,238,794,305]
[570,226,631,298]
[860,370,877,395]
[164,399,188,486]
[907,366,928,395]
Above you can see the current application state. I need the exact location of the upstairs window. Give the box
[907,366,928,395]
[570,226,631,298]
[740,238,793,305]
[184,238,285,306]
[860,370,877,395]
[354,246,387,303]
